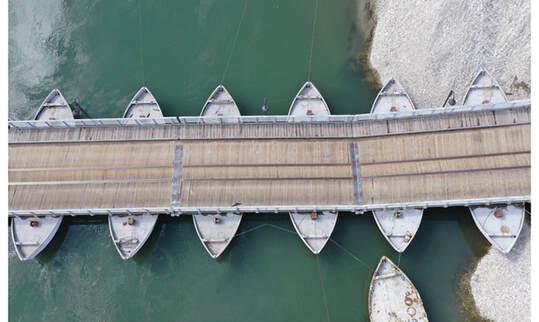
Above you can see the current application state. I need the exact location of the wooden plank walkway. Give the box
[8,115,530,215]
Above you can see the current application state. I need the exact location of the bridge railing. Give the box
[8,99,530,130]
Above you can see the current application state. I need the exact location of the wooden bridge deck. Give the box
[8,102,530,215]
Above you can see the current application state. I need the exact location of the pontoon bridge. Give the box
[8,84,530,260]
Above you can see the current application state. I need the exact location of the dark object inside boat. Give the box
[30,219,39,227]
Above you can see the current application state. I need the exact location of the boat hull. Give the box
[289,212,337,254]
[123,86,163,118]
[372,209,423,253]
[369,256,429,322]
[193,214,242,258]
[109,214,158,260]
[11,216,63,261]
[470,205,525,253]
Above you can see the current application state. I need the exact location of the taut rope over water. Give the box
[307,0,320,81]
[221,0,251,84]
[137,0,146,85]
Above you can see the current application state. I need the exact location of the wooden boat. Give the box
[123,86,163,118]
[109,214,158,260]
[193,84,243,258]
[11,216,63,261]
[288,81,330,116]
[371,209,423,253]
[200,85,240,117]
[11,89,74,261]
[369,256,429,322]
[288,81,338,254]
[370,78,415,113]
[462,68,507,105]
[33,88,74,120]
[469,205,525,254]
[108,86,162,260]
[370,79,423,253]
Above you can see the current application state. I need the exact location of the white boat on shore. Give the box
[123,86,163,118]
[109,215,158,260]
[368,256,429,322]
[469,205,525,254]
[194,84,242,259]
[288,81,337,254]
[34,88,74,120]
[462,68,507,105]
[370,79,423,253]
[11,89,74,261]
[108,86,162,260]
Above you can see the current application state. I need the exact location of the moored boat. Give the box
[123,86,163,118]
[33,88,74,120]
[462,68,507,105]
[368,256,429,322]
[200,85,240,117]
[109,214,158,260]
[193,84,243,258]
[370,78,423,253]
[469,205,525,254]
[288,81,338,254]
[370,78,415,113]
[11,216,63,261]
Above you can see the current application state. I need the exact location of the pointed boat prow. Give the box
[368,256,429,321]
[370,78,415,113]
[288,82,337,254]
[33,88,74,121]
[123,86,163,118]
[462,68,507,105]
[11,216,63,261]
[109,215,158,260]
[200,85,240,117]
[469,204,525,254]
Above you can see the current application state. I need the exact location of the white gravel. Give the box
[367,0,530,108]
[470,222,530,322]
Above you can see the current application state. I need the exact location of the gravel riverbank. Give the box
[367,0,530,107]
[365,0,531,320]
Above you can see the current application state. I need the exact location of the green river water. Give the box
[9,0,487,321]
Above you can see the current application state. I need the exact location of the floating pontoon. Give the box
[123,86,163,118]
[108,86,162,260]
[11,89,74,260]
[288,81,338,254]
[462,68,507,106]
[109,214,158,260]
[370,79,423,252]
[469,205,525,254]
[193,85,243,258]
[368,256,429,322]
[33,88,74,120]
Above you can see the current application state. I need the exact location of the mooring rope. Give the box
[316,256,332,322]
[397,252,402,266]
[234,223,297,237]
[306,0,320,81]
[329,238,371,270]
[137,0,146,85]
[220,0,250,84]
